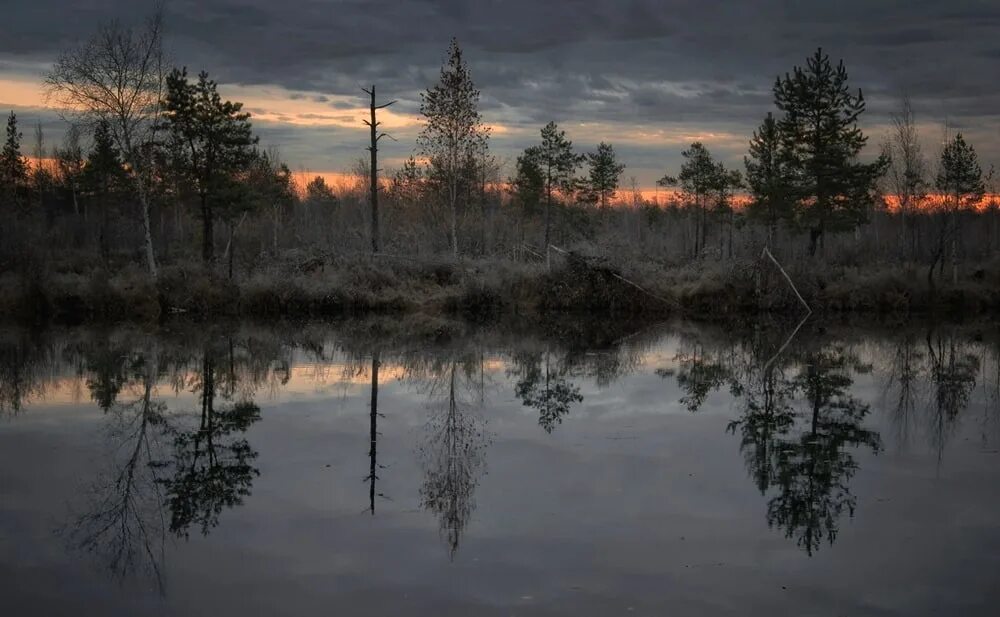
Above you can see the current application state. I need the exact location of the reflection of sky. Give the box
[1,328,999,615]
[4,1,1000,188]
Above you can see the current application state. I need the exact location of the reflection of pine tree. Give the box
[157,351,260,538]
[667,344,732,412]
[85,340,133,412]
[513,350,583,433]
[418,361,488,559]
[765,347,881,555]
[727,364,796,493]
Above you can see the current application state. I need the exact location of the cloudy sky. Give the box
[2,0,1000,188]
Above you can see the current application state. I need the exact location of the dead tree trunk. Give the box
[363,85,396,257]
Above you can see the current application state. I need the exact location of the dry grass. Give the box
[2,252,999,324]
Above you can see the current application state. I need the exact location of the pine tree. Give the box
[744,112,793,245]
[417,39,490,258]
[82,119,125,260]
[161,68,258,263]
[659,142,719,257]
[935,133,984,285]
[586,142,625,208]
[0,111,29,211]
[773,48,887,256]
[304,176,338,209]
[55,124,85,218]
[512,146,544,217]
[536,121,582,253]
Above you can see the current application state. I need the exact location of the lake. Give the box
[1,317,998,616]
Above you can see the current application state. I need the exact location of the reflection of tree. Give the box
[727,363,796,492]
[661,344,732,412]
[513,350,583,433]
[765,347,882,555]
[925,329,979,458]
[418,360,488,559]
[85,340,133,412]
[67,353,169,592]
[669,330,883,556]
[157,350,260,538]
[0,331,50,414]
[882,332,924,447]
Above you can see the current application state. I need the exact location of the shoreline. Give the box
[2,255,999,325]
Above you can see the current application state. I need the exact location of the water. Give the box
[1,318,998,616]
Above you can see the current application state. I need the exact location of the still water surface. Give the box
[1,319,998,616]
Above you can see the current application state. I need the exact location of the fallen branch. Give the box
[548,244,684,310]
[761,246,811,313]
[762,312,810,373]
[222,212,249,260]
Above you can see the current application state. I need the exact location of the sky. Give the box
[2,0,1000,190]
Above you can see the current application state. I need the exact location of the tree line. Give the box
[1,8,997,287]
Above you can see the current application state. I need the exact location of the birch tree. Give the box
[882,96,927,260]
[46,5,165,278]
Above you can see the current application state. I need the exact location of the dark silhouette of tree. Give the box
[157,350,260,537]
[510,146,545,248]
[744,112,793,246]
[250,148,296,255]
[585,141,625,209]
[160,68,258,264]
[82,119,126,262]
[773,48,888,256]
[55,124,85,219]
[513,350,583,434]
[534,122,583,259]
[934,133,985,285]
[303,176,337,209]
[417,39,490,258]
[362,85,396,255]
[658,142,723,257]
[1,111,29,212]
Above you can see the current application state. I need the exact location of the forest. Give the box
[1,8,999,323]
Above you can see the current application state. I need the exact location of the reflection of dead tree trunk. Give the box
[362,85,396,256]
[366,349,380,514]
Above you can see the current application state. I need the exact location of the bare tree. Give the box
[45,4,166,278]
[882,95,927,260]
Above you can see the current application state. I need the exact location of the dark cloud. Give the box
[3,0,1000,181]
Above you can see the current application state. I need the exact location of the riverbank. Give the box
[2,253,999,324]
